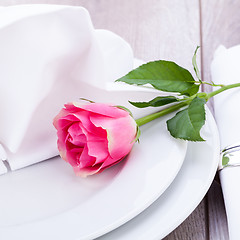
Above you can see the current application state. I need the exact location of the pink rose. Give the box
[53,102,137,177]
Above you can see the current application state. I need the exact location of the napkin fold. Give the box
[211,45,240,240]
[0,5,159,175]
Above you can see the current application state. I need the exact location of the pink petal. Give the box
[57,114,79,129]
[53,108,71,129]
[66,147,84,166]
[101,156,124,169]
[79,145,96,168]
[76,121,109,164]
[73,111,107,138]
[73,102,128,118]
[64,102,82,112]
[73,163,103,177]
[56,130,69,160]
[90,115,137,160]
[87,140,109,164]
[67,123,86,146]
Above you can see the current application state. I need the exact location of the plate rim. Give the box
[0,115,187,240]
[96,106,220,240]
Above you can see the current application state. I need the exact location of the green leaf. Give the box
[166,97,206,141]
[129,96,179,108]
[181,83,200,96]
[222,155,230,166]
[116,60,198,96]
[192,46,202,82]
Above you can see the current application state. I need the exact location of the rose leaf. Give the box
[166,97,206,141]
[129,96,179,108]
[116,60,199,96]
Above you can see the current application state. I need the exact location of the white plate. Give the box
[0,114,187,240]
[97,107,220,240]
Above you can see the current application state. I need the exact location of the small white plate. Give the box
[97,107,220,240]
[0,114,187,240]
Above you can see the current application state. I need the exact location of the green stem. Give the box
[195,81,224,87]
[135,82,240,127]
[207,82,240,99]
[136,101,188,126]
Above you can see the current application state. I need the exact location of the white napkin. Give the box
[0,4,159,175]
[211,45,240,240]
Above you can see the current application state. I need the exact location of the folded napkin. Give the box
[212,45,240,240]
[0,4,159,175]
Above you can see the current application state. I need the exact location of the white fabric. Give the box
[0,5,159,175]
[211,45,240,240]
[0,144,7,174]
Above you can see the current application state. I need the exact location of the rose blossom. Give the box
[53,102,137,177]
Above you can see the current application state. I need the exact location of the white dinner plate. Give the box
[97,107,220,240]
[0,114,187,240]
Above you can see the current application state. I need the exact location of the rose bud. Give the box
[53,102,137,177]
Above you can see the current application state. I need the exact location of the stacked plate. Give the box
[0,107,220,240]
[0,5,220,240]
